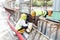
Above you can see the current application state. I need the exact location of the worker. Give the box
[15,13,28,34]
[35,10,47,17]
[26,10,39,33]
[25,11,36,33]
[26,10,38,25]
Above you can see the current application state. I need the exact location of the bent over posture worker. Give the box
[15,13,28,34]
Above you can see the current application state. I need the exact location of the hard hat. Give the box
[31,11,36,17]
[20,13,27,20]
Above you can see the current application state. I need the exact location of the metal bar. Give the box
[38,20,41,31]
[55,25,59,40]
[33,32,40,40]
[33,27,50,40]
[32,31,37,40]
[41,21,44,32]
[49,24,52,38]
[44,22,47,35]
[38,33,41,40]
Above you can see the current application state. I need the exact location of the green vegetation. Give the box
[32,0,53,7]
[47,1,53,6]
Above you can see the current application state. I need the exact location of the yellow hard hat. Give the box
[31,11,36,17]
[20,13,27,20]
